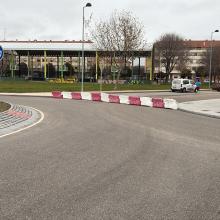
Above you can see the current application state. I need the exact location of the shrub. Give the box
[211,83,220,91]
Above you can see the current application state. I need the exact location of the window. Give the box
[183,80,189,85]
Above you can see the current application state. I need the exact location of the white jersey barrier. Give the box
[52,91,178,110]
[81,92,92,101]
[62,92,72,99]
[164,98,178,110]
[119,95,130,105]
[140,97,153,107]
[101,93,110,103]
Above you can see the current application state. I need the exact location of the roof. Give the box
[0,40,152,51]
[184,40,220,48]
[0,40,95,51]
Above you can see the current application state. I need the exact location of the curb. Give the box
[0,93,52,98]
[52,91,178,110]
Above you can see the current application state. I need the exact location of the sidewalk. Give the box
[178,99,220,119]
[0,92,51,97]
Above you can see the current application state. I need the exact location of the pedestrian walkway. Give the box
[178,99,220,119]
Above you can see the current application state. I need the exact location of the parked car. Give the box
[171,79,195,92]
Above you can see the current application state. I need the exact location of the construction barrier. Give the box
[164,98,178,110]
[71,92,82,100]
[129,96,141,106]
[140,97,153,107]
[152,98,165,108]
[81,92,92,101]
[109,95,120,103]
[101,93,110,102]
[52,91,178,110]
[91,93,101,101]
[52,91,63,99]
[119,95,129,105]
[62,92,72,99]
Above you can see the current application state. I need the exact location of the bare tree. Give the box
[90,10,146,87]
[154,33,188,82]
[202,46,220,82]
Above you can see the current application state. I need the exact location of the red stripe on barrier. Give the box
[91,93,101,101]
[129,96,141,106]
[52,91,63,99]
[71,92,82,100]
[109,95,120,103]
[152,98,164,108]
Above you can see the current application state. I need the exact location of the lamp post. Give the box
[81,2,92,92]
[209,29,219,89]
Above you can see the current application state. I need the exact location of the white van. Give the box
[171,79,195,92]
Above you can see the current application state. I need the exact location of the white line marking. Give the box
[0,106,44,139]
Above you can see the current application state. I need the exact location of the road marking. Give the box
[0,106,44,139]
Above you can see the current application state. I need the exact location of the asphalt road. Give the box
[0,96,220,220]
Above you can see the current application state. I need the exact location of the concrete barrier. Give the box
[152,98,164,108]
[71,92,82,100]
[62,92,72,99]
[109,95,120,103]
[164,98,178,110]
[140,97,152,107]
[119,95,129,104]
[129,96,141,106]
[52,91,63,99]
[101,93,110,102]
[52,91,178,111]
[81,92,92,101]
[91,93,101,101]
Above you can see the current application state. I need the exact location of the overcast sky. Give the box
[0,0,220,43]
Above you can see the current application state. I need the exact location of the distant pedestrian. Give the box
[195,79,201,93]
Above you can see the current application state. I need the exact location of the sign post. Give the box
[0,46,4,61]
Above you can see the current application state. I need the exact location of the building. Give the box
[153,40,220,79]
[0,40,152,81]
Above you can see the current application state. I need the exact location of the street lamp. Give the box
[81,2,92,92]
[209,29,219,89]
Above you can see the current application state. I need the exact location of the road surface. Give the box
[0,96,220,220]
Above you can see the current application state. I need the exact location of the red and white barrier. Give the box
[62,92,72,99]
[52,91,63,99]
[81,92,92,101]
[129,96,141,106]
[109,94,120,103]
[140,97,153,107]
[101,93,110,102]
[71,92,82,100]
[152,97,165,108]
[52,91,178,110]
[91,93,101,101]
[119,95,129,104]
[164,98,178,110]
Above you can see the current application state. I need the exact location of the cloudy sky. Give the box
[0,0,219,43]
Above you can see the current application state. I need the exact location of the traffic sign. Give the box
[0,46,4,61]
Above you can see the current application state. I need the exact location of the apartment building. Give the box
[154,40,220,79]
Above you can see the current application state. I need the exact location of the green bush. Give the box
[211,83,220,91]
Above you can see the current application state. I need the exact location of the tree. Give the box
[202,46,220,82]
[46,63,56,78]
[180,68,192,79]
[154,33,188,82]
[90,10,146,87]
[19,62,28,76]
[65,62,75,77]
[195,66,207,79]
